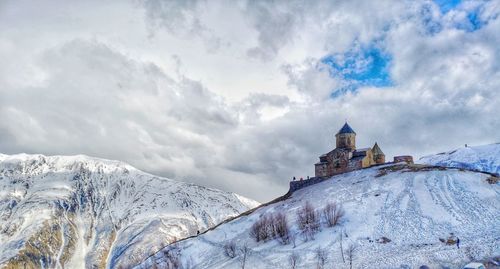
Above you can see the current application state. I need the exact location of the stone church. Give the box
[315,122,385,177]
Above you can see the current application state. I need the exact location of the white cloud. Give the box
[0,0,499,201]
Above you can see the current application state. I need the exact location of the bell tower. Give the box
[335,122,356,151]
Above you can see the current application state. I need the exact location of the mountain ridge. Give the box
[0,153,258,268]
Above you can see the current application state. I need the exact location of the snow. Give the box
[138,164,499,269]
[0,153,259,268]
[419,143,500,175]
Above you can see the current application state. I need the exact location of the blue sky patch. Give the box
[466,9,483,31]
[421,1,493,35]
[433,0,461,13]
[322,44,393,96]
[456,7,488,32]
[435,0,495,32]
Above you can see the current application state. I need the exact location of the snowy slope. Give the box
[419,143,500,175]
[137,164,499,269]
[0,154,259,269]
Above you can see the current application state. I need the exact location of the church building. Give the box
[315,122,385,177]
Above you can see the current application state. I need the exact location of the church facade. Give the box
[315,122,385,177]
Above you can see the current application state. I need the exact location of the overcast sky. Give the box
[1,0,499,201]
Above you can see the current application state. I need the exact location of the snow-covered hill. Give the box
[0,154,259,269]
[138,164,499,269]
[419,143,500,175]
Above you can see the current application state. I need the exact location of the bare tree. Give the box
[297,202,320,241]
[323,202,345,227]
[289,252,300,269]
[250,212,290,244]
[339,229,345,263]
[250,214,271,242]
[315,247,328,269]
[272,212,290,244]
[290,231,297,248]
[239,243,251,269]
[224,240,237,258]
[345,244,357,269]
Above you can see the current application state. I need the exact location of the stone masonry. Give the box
[314,122,385,178]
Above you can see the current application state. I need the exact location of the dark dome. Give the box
[337,122,356,135]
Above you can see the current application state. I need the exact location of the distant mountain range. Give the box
[138,144,500,269]
[0,154,258,268]
[2,143,499,269]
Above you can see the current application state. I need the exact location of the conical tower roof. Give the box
[337,122,356,135]
[372,142,384,155]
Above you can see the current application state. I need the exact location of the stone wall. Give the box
[336,133,356,150]
[315,162,328,177]
[361,150,374,168]
[327,149,351,176]
[394,155,414,164]
[289,177,326,192]
[374,154,385,164]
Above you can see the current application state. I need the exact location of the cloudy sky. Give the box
[1,0,499,201]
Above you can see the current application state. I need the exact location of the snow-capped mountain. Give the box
[0,154,259,269]
[138,163,499,269]
[419,143,500,175]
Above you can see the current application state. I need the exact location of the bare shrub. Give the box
[296,202,320,240]
[249,218,260,241]
[224,241,237,258]
[345,244,357,269]
[323,202,345,227]
[290,231,297,248]
[239,243,251,269]
[272,212,290,244]
[289,252,300,269]
[315,247,328,269]
[250,214,272,242]
[339,229,345,263]
[250,212,290,244]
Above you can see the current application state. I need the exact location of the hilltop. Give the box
[420,143,500,175]
[137,162,499,268]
